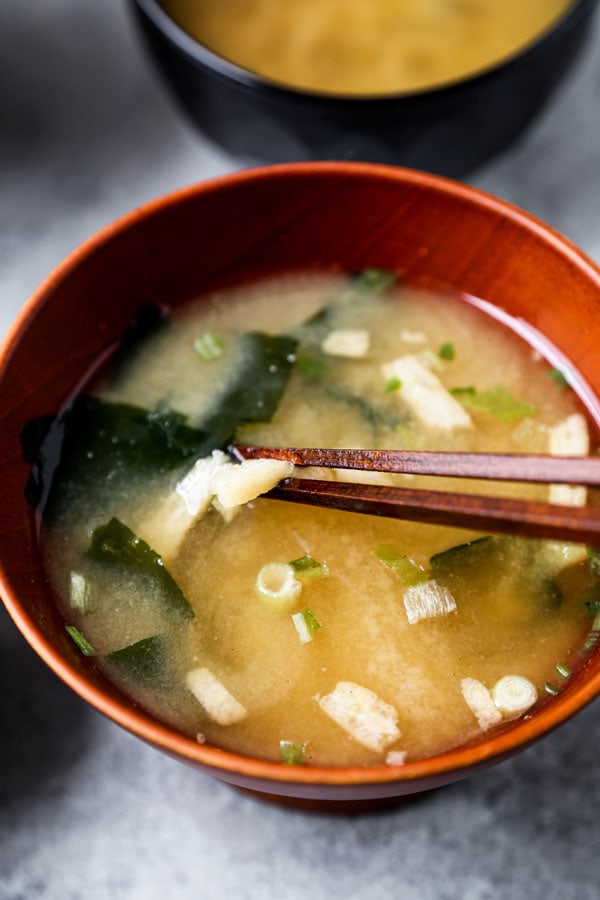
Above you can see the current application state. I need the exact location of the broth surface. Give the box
[160,0,573,95]
[39,272,599,767]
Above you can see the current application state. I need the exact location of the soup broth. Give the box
[35,271,600,768]
[160,0,573,95]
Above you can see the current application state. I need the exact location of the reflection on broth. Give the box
[29,270,600,768]
[160,0,573,95]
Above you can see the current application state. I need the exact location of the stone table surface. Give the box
[1,3,600,898]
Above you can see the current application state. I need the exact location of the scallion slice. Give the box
[580,631,600,654]
[352,268,397,293]
[421,349,445,373]
[544,682,561,696]
[438,341,455,361]
[291,608,322,643]
[193,331,225,361]
[69,571,96,614]
[255,562,302,611]
[384,376,402,394]
[547,368,568,388]
[65,625,96,657]
[491,675,538,716]
[555,663,571,679]
[450,385,536,421]
[289,555,329,579]
[374,545,428,586]
[279,740,305,765]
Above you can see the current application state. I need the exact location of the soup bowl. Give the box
[129,0,598,176]
[1,162,600,811]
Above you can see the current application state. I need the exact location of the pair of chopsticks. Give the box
[232,445,600,543]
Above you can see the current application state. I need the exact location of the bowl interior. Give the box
[2,162,600,802]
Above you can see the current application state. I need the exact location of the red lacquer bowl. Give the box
[2,162,600,811]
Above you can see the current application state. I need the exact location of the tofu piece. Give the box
[211,458,293,508]
[139,450,230,559]
[317,681,401,753]
[461,677,503,730]
[381,354,472,430]
[400,330,427,344]
[186,667,247,725]
[176,449,230,515]
[548,413,589,507]
[322,329,370,358]
[403,579,457,625]
[385,750,408,766]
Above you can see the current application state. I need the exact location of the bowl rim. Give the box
[131,0,598,104]
[3,159,600,790]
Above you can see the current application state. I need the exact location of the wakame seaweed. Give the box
[88,517,194,620]
[23,330,298,517]
[109,303,170,385]
[105,634,167,679]
[23,395,211,515]
[351,268,397,293]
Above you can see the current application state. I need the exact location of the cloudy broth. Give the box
[160,0,573,95]
[38,271,599,767]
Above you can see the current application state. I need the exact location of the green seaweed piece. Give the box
[351,268,397,293]
[109,303,170,385]
[322,383,406,431]
[22,395,210,514]
[23,331,298,517]
[430,537,495,579]
[200,331,298,449]
[106,635,167,679]
[88,518,194,620]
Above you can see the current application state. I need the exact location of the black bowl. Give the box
[129,0,598,176]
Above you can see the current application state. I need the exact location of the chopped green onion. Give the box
[384,376,402,394]
[438,341,455,361]
[421,349,445,373]
[255,562,302,611]
[584,599,600,614]
[547,368,568,388]
[291,608,322,643]
[593,612,600,632]
[279,740,305,765]
[374,545,428,586]
[555,663,571,679]
[491,675,538,717]
[193,331,225,361]
[580,631,600,654]
[450,385,536,421]
[352,268,397,293]
[544,682,561,696]
[69,571,97,614]
[65,625,96,657]
[296,356,330,380]
[289,555,329,579]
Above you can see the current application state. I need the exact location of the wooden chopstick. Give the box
[232,445,600,543]
[264,478,600,543]
[233,445,600,486]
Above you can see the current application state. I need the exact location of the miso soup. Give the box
[160,0,573,95]
[30,270,600,768]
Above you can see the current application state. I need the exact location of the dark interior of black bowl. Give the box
[129,0,598,176]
